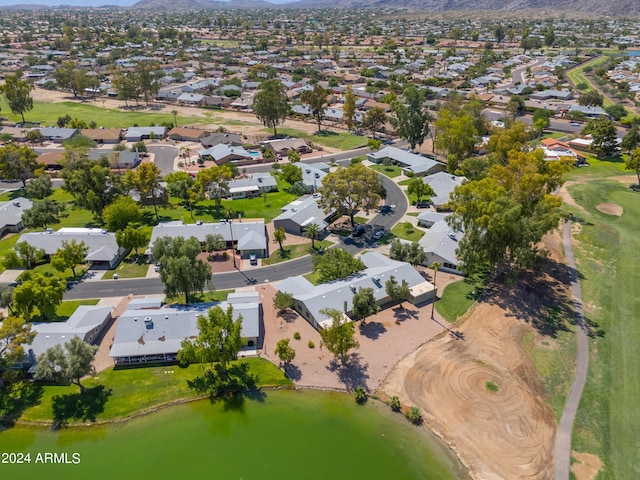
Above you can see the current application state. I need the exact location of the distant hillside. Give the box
[129,0,640,15]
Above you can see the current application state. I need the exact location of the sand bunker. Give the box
[596,202,623,216]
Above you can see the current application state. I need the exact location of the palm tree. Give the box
[273,226,286,252]
[171,110,178,128]
[304,223,321,249]
[430,262,441,320]
[223,206,234,221]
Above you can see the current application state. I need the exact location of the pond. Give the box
[0,390,465,480]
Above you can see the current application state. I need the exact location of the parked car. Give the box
[373,230,385,240]
[415,201,430,209]
[353,225,366,237]
[249,254,258,265]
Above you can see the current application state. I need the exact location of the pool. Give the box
[249,151,261,157]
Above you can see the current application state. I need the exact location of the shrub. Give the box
[354,387,368,404]
[293,331,301,340]
[485,381,499,393]
[308,340,315,349]
[390,396,401,412]
[407,406,422,425]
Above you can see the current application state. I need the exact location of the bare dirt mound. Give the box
[596,202,623,216]
[571,451,603,480]
[379,240,574,480]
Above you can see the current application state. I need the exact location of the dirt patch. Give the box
[596,202,623,216]
[558,181,588,215]
[571,451,603,480]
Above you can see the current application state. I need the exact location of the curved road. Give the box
[553,220,589,480]
[64,173,408,300]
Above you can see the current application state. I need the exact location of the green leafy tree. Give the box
[61,156,121,222]
[434,109,478,171]
[0,143,40,188]
[204,233,226,253]
[21,199,59,230]
[0,315,35,377]
[448,149,572,273]
[54,61,90,98]
[123,162,163,220]
[506,95,525,118]
[253,79,290,136]
[196,165,234,212]
[25,174,52,199]
[318,163,382,228]
[532,109,552,136]
[34,337,98,393]
[301,84,329,133]
[178,305,242,369]
[273,291,295,312]
[578,90,604,107]
[14,241,45,269]
[287,150,301,163]
[312,248,365,283]
[343,85,357,132]
[103,196,141,232]
[385,275,410,309]
[487,121,531,164]
[116,226,150,258]
[110,67,139,107]
[0,286,14,315]
[136,61,160,106]
[621,124,640,154]
[273,226,286,252]
[12,274,65,320]
[0,74,34,123]
[280,163,303,185]
[583,117,618,157]
[354,386,368,404]
[50,239,89,277]
[152,236,212,304]
[274,338,296,365]
[362,107,387,139]
[351,287,379,325]
[626,148,640,185]
[407,177,435,203]
[318,308,359,363]
[303,223,322,249]
[165,171,198,219]
[390,84,433,150]
[605,104,627,121]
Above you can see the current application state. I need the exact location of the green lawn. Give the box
[274,127,368,151]
[561,176,640,478]
[0,97,207,129]
[435,276,484,323]
[103,254,149,279]
[19,358,292,424]
[566,56,614,108]
[165,289,233,305]
[263,240,332,266]
[302,271,322,286]
[390,222,425,242]
[18,261,89,282]
[55,299,100,321]
[398,178,412,186]
[368,163,404,178]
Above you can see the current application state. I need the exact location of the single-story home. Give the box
[539,138,587,165]
[148,220,268,259]
[198,144,253,164]
[0,197,33,237]
[0,126,29,143]
[109,292,261,366]
[530,89,573,101]
[18,228,127,269]
[368,146,446,177]
[273,195,337,235]
[200,132,244,148]
[227,173,278,199]
[124,126,167,142]
[177,93,206,105]
[21,305,113,372]
[168,127,211,142]
[568,105,608,119]
[277,252,435,328]
[80,128,123,144]
[262,138,312,155]
[422,172,467,211]
[414,215,463,274]
[38,127,79,143]
[296,163,328,192]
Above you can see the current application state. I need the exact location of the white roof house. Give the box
[149,220,268,258]
[0,197,32,237]
[109,292,261,366]
[197,144,252,164]
[124,126,167,141]
[18,228,126,269]
[367,146,446,176]
[273,195,336,235]
[277,252,435,328]
[227,173,278,199]
[422,172,467,210]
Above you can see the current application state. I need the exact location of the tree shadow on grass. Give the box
[327,353,370,391]
[0,381,43,427]
[52,385,112,428]
[283,363,302,381]
[359,321,387,340]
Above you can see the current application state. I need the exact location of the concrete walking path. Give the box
[554,221,590,479]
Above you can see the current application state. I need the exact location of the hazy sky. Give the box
[0,0,297,5]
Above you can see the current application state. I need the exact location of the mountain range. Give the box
[0,0,636,15]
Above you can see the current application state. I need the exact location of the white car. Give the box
[373,230,385,239]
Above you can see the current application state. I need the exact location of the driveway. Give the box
[148,145,178,175]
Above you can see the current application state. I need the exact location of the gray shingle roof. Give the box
[19,228,122,262]
[273,196,332,230]
[422,172,466,208]
[0,197,32,229]
[149,221,266,251]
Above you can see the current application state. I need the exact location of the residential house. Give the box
[414,214,463,274]
[177,92,206,105]
[109,292,261,366]
[273,195,337,235]
[422,172,467,210]
[368,146,446,177]
[80,128,123,145]
[0,126,29,143]
[0,197,33,237]
[540,138,587,165]
[277,252,435,329]
[295,162,329,192]
[262,138,312,155]
[227,173,278,199]
[148,220,268,259]
[200,132,244,148]
[18,228,127,269]
[38,127,79,143]
[168,127,211,142]
[124,126,167,142]
[198,144,253,164]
